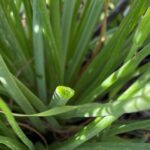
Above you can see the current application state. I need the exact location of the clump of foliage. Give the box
[0,0,150,150]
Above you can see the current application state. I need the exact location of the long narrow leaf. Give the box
[0,98,34,150]
[75,42,150,104]
[33,0,47,102]
[0,136,28,150]
[75,0,150,101]
[77,142,150,150]
[0,55,45,131]
[66,0,105,84]
[126,7,150,61]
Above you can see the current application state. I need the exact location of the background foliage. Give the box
[0,0,150,150]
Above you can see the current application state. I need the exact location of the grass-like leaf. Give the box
[0,98,34,150]
[0,0,150,150]
[77,142,150,150]
[33,0,47,102]
[0,55,45,131]
[0,136,28,150]
[75,0,150,103]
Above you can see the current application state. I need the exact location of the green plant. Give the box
[0,0,150,150]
